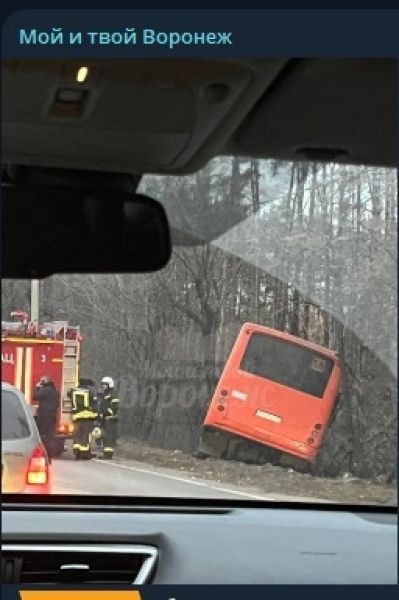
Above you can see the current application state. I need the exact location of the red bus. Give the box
[201,323,341,464]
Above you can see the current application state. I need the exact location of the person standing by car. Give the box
[33,375,60,463]
[98,376,120,460]
[67,378,97,460]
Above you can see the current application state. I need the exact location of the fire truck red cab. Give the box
[1,311,81,456]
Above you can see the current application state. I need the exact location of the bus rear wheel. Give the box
[279,453,311,473]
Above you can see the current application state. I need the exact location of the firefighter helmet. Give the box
[101,376,114,389]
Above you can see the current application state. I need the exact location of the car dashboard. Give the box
[2,498,397,585]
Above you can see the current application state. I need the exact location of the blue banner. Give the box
[2,9,399,57]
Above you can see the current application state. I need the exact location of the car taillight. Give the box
[27,445,49,485]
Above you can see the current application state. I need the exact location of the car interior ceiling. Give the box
[2,58,396,272]
[2,58,396,179]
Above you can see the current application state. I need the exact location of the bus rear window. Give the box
[240,333,334,398]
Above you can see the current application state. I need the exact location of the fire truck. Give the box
[1,310,81,457]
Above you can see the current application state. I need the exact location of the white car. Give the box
[2,382,51,494]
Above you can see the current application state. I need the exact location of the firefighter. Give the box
[92,386,105,452]
[97,376,120,459]
[33,375,60,463]
[68,378,97,460]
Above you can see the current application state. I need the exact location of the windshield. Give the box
[2,158,397,506]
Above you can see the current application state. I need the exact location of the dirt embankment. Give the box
[117,438,397,506]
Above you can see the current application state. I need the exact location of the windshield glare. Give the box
[2,158,397,506]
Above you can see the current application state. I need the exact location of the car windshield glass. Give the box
[2,390,31,440]
[2,158,397,506]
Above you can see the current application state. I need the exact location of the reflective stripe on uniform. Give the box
[73,442,90,451]
[72,389,90,409]
[72,410,97,421]
[103,447,114,452]
[111,398,119,403]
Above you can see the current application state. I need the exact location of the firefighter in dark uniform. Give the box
[33,375,60,462]
[98,376,119,459]
[68,378,97,460]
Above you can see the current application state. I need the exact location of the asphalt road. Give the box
[51,453,327,502]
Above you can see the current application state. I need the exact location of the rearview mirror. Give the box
[2,185,171,277]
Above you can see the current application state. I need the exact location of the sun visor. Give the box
[2,59,287,174]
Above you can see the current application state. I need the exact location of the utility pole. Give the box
[31,279,40,323]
